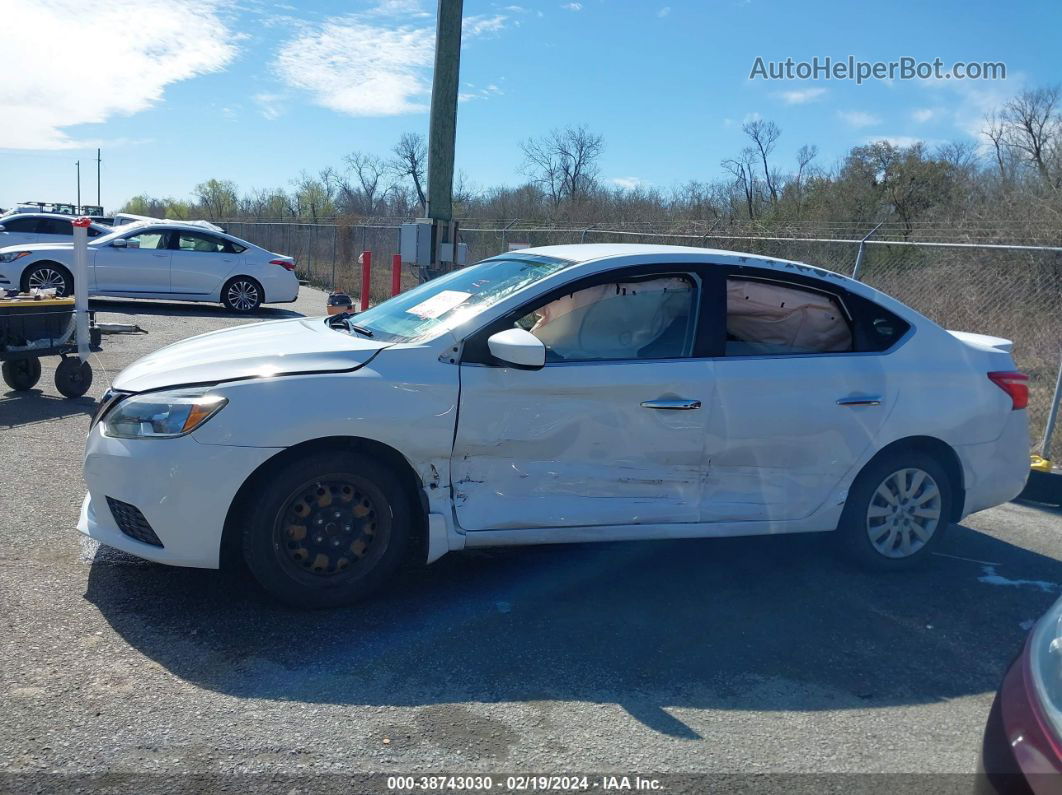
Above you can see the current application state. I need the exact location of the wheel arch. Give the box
[856,435,966,522]
[222,274,264,304]
[19,259,72,292]
[219,435,429,570]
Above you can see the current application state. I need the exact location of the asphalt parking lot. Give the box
[1,285,1060,784]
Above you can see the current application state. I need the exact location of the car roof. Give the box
[508,243,831,273]
[502,243,924,321]
[4,212,104,222]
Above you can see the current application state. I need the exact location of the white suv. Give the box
[0,213,111,248]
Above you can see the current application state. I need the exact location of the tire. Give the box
[241,451,412,608]
[3,358,42,391]
[54,357,93,398]
[22,263,73,297]
[222,277,263,313]
[838,449,953,570]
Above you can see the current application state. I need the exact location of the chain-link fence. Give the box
[221,220,1062,456]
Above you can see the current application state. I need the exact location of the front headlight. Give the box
[1029,594,1062,741]
[0,251,30,263]
[101,387,228,439]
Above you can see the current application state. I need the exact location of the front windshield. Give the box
[348,254,571,343]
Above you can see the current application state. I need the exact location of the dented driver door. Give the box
[450,359,715,532]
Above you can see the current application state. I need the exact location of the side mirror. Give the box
[487,328,546,369]
[111,238,128,248]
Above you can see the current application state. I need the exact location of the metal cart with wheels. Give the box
[0,296,101,398]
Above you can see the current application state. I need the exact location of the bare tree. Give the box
[389,133,427,213]
[722,147,759,220]
[521,125,605,208]
[795,144,818,188]
[743,119,781,203]
[982,111,1010,183]
[1001,86,1060,185]
[345,151,388,215]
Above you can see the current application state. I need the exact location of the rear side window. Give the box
[36,218,73,236]
[176,231,245,254]
[725,277,852,355]
[846,292,911,352]
[177,232,226,253]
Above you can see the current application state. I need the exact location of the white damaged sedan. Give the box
[80,244,1031,607]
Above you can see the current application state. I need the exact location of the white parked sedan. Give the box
[0,221,298,312]
[79,244,1031,607]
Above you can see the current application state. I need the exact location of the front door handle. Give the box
[837,396,882,407]
[641,399,701,410]
[152,253,168,258]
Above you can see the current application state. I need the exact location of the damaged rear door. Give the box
[450,265,714,532]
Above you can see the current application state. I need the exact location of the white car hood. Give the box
[112,317,389,393]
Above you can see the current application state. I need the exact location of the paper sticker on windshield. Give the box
[407,290,472,319]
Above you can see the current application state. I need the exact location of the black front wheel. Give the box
[241,451,412,608]
[55,357,93,398]
[2,358,42,391]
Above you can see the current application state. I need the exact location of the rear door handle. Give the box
[152,253,168,258]
[837,396,882,407]
[641,399,701,410]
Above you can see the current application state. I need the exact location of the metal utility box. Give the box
[400,221,434,267]
[440,242,468,266]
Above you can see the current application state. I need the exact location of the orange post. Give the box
[359,250,372,311]
[391,254,402,296]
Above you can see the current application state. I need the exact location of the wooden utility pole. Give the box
[425,0,463,223]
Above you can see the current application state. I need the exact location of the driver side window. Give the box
[515,275,697,362]
[124,232,167,250]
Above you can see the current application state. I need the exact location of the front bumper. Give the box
[78,425,280,568]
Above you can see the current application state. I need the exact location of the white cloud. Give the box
[742,111,761,124]
[610,176,647,190]
[463,14,508,37]
[276,21,433,116]
[254,93,286,120]
[561,2,583,10]
[657,6,671,17]
[776,87,826,105]
[275,12,511,117]
[366,0,431,17]
[916,76,1021,140]
[0,0,237,150]
[911,108,937,123]
[837,110,881,128]
[459,83,504,103]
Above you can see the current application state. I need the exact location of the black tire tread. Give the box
[838,449,953,571]
[240,450,411,608]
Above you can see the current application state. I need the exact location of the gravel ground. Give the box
[0,287,1060,788]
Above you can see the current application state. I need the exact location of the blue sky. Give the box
[1,0,1059,211]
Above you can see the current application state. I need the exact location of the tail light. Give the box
[988,371,1029,410]
[270,258,296,271]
